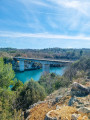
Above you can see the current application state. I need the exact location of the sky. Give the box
[0,0,90,49]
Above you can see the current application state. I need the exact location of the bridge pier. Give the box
[42,64,50,74]
[19,60,24,71]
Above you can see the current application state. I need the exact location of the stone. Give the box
[82,116,88,120]
[71,82,90,97]
[55,95,63,103]
[45,110,57,120]
[66,91,71,96]
[56,105,61,110]
[68,96,78,106]
[71,113,81,120]
[29,101,46,109]
[78,107,90,114]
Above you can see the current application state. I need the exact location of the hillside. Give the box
[26,81,90,120]
[0,48,90,60]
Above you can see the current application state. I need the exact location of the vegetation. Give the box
[39,57,90,95]
[12,80,24,91]
[0,58,24,120]
[38,73,70,94]
[0,88,23,120]
[0,57,15,88]
[0,58,46,119]
[64,57,90,81]
[0,48,90,60]
[15,79,46,110]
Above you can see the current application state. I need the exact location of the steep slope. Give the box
[26,82,90,120]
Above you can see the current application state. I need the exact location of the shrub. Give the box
[55,77,70,89]
[16,79,46,110]
[38,73,57,94]
[12,80,24,91]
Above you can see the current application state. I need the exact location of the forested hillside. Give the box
[0,48,90,60]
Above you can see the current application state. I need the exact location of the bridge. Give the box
[13,57,74,74]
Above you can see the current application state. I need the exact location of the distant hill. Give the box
[0,48,90,60]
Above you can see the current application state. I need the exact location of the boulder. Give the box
[55,95,63,103]
[78,107,90,114]
[71,82,90,97]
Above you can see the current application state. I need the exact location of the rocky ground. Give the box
[25,81,90,120]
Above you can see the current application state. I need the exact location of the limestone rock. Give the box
[29,101,46,109]
[45,110,57,120]
[68,96,79,106]
[55,95,63,103]
[71,82,90,97]
[71,113,81,120]
[82,116,88,120]
[78,107,90,114]
[56,105,61,110]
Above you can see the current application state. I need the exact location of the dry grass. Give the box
[29,96,71,120]
[29,103,56,120]
[29,104,89,120]
[49,106,77,119]
[49,106,89,120]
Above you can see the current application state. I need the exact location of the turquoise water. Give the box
[15,67,66,83]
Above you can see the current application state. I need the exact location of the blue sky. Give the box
[0,0,90,49]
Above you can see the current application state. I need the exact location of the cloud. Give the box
[1,0,90,41]
[19,0,49,7]
[50,0,90,16]
[0,31,90,41]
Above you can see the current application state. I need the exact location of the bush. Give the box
[55,77,70,89]
[16,79,46,110]
[12,80,24,91]
[64,57,90,81]
[38,73,57,94]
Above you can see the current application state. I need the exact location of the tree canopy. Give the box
[0,57,15,89]
[16,79,46,110]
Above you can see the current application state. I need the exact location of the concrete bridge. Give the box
[13,57,74,74]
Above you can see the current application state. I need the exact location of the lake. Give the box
[15,67,66,83]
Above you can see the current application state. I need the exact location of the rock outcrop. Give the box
[25,82,90,120]
[71,82,90,97]
[78,107,90,114]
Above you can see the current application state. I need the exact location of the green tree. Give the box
[0,57,15,89]
[0,87,23,120]
[16,79,46,110]
[12,80,23,91]
[80,50,83,56]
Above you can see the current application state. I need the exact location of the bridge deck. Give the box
[14,57,74,63]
